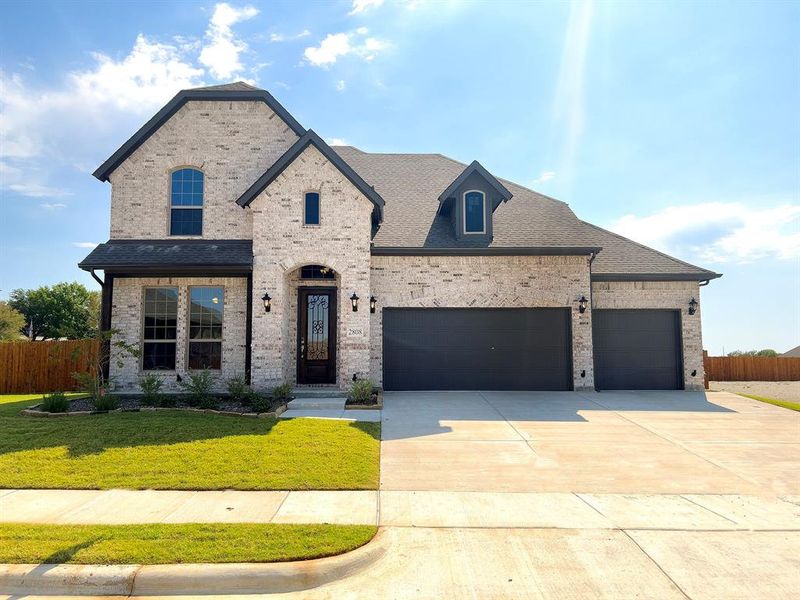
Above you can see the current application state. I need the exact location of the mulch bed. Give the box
[23,396,289,418]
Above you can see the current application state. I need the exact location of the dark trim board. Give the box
[592,273,722,282]
[382,307,573,391]
[98,267,252,277]
[592,308,684,391]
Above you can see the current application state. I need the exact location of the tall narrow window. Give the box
[464,190,485,234]
[304,192,320,225]
[188,287,224,370]
[142,287,178,370]
[170,168,203,235]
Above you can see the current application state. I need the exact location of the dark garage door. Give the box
[383,308,572,391]
[593,309,683,390]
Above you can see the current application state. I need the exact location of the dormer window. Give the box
[170,168,203,235]
[304,191,320,225]
[463,190,485,234]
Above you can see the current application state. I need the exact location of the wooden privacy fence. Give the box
[0,339,99,394]
[704,353,800,382]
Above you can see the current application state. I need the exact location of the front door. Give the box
[297,288,337,384]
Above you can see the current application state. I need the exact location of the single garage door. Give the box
[593,309,683,390]
[383,308,572,391]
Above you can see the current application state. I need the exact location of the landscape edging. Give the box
[21,403,288,419]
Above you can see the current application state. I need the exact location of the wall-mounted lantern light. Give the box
[688,297,698,315]
[350,293,359,312]
[578,295,588,314]
[370,296,377,313]
[262,292,272,313]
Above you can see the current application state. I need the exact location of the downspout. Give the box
[92,269,113,382]
[245,274,253,385]
[587,251,597,391]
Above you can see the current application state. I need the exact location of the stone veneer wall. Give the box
[110,276,248,392]
[591,280,704,391]
[108,100,298,240]
[369,255,595,390]
[249,144,374,390]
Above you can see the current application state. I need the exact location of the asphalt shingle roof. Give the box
[79,240,253,272]
[333,146,719,279]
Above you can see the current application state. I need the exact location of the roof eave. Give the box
[371,246,602,256]
[93,89,306,182]
[591,272,723,282]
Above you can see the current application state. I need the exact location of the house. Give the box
[79,82,721,393]
[782,346,800,358]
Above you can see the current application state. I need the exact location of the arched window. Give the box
[463,190,485,234]
[170,168,204,235]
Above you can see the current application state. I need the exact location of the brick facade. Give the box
[248,144,374,390]
[370,255,595,390]
[591,280,705,390]
[110,276,248,392]
[109,100,297,240]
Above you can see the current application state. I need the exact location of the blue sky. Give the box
[1,0,798,354]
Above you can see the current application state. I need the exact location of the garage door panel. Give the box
[593,309,682,390]
[383,308,572,391]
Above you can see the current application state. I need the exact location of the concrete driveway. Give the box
[380,389,800,495]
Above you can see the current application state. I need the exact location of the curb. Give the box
[0,528,387,596]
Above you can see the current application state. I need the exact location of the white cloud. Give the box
[303,29,389,68]
[609,201,800,264]
[9,183,71,198]
[532,171,556,185]
[39,202,67,210]
[336,79,346,92]
[327,138,348,146]
[270,29,310,42]
[304,33,352,67]
[198,3,259,80]
[72,242,99,249]
[349,0,384,15]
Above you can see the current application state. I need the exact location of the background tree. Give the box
[0,302,26,341]
[727,349,779,357]
[8,282,100,340]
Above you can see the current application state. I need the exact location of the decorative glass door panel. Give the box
[298,288,336,384]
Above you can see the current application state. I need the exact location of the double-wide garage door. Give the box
[383,308,572,391]
[593,309,683,390]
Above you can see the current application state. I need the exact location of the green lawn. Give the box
[0,394,380,490]
[738,393,800,412]
[0,523,377,564]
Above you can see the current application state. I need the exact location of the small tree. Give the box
[72,329,138,408]
[728,349,779,357]
[0,302,26,341]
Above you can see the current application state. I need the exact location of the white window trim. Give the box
[303,190,321,227]
[462,190,486,234]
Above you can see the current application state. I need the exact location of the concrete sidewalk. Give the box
[3,488,798,531]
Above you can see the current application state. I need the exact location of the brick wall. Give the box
[370,255,595,390]
[108,100,298,240]
[249,144,374,390]
[591,280,705,390]
[110,276,248,392]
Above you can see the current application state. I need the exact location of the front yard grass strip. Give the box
[0,394,380,490]
[738,393,800,412]
[0,523,377,565]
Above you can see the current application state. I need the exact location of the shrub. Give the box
[227,375,250,403]
[158,394,178,408]
[138,373,165,406]
[40,392,70,413]
[271,382,293,402]
[348,378,375,404]
[90,393,119,412]
[251,393,274,413]
[178,370,216,408]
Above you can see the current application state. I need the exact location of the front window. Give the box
[300,264,335,280]
[170,168,203,235]
[304,192,320,225]
[464,190,485,234]
[188,287,223,370]
[142,287,178,370]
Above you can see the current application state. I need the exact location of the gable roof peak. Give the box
[236,128,384,219]
[186,81,263,92]
[437,159,513,205]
